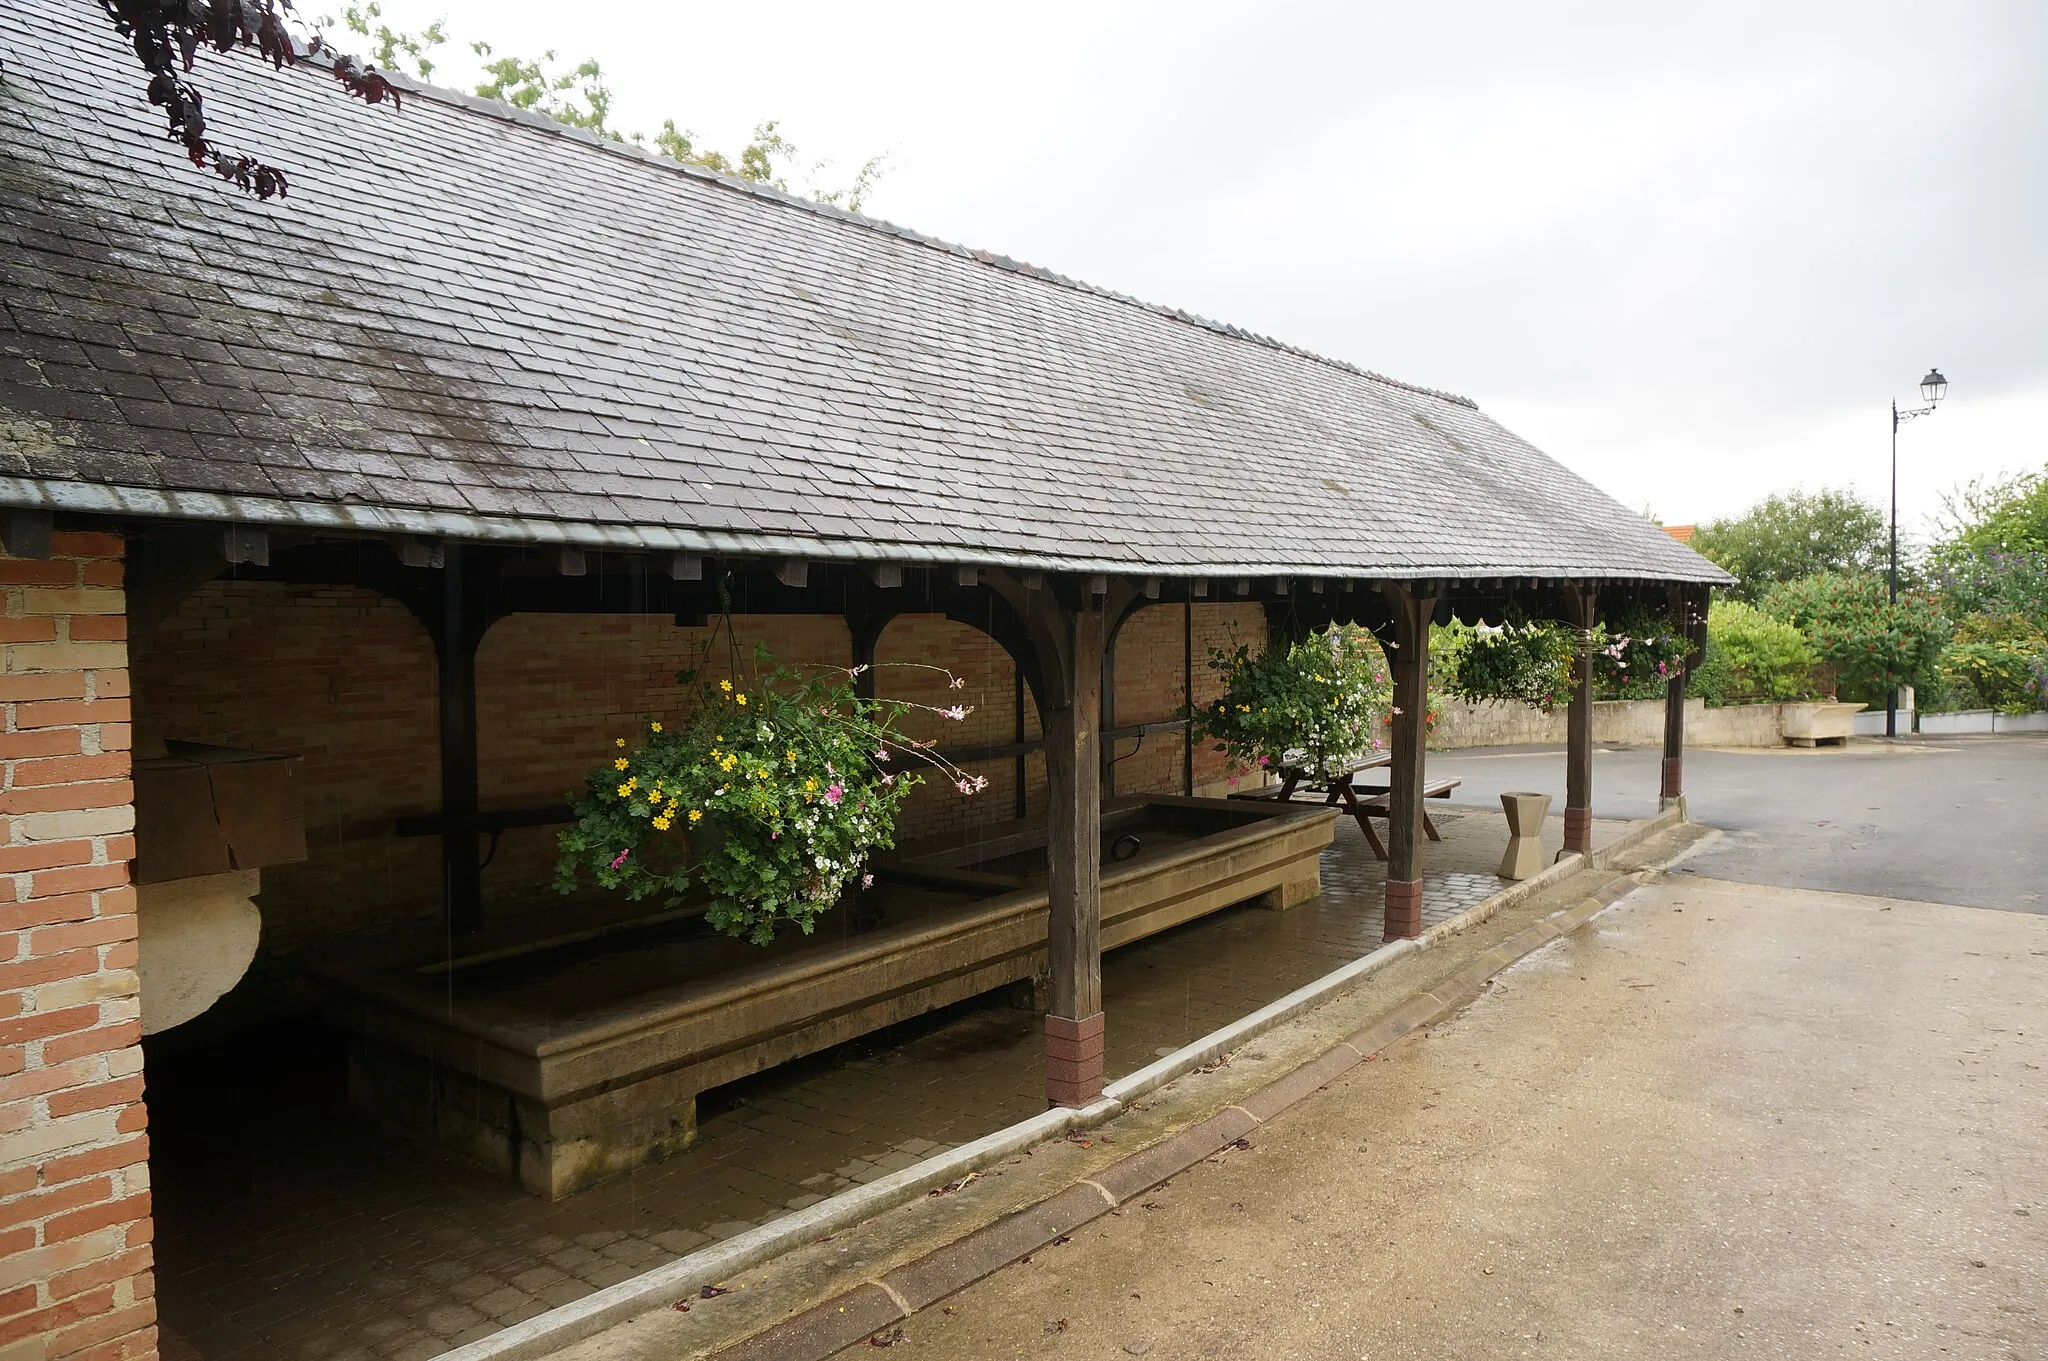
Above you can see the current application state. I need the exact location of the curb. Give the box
[712,870,1648,1360]
[442,809,1684,1361]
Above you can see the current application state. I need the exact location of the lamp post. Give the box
[1887,367,1947,738]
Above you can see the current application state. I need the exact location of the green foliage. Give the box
[1190,627,1392,782]
[318,9,885,210]
[1691,489,1890,601]
[1434,619,1578,711]
[330,2,447,77]
[473,44,613,132]
[556,648,977,945]
[1760,572,1950,700]
[1932,615,2048,714]
[1690,601,1816,704]
[1935,468,2048,559]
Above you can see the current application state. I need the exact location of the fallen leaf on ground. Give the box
[700,1285,729,1299]
[1045,1318,1070,1334]
[868,1327,907,1347]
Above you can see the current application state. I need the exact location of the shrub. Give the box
[1695,600,1816,704]
[1933,614,2048,714]
[1592,608,1692,700]
[1760,572,1950,701]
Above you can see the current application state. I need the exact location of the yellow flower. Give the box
[616,783,632,798]
[615,738,627,748]
[652,816,672,830]
[689,809,703,823]
[650,721,663,733]
[720,679,733,692]
[614,757,629,771]
[736,694,748,706]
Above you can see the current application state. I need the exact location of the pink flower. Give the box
[944,705,968,721]
[1391,706,1404,715]
[949,676,966,690]
[874,746,891,762]
[609,848,631,870]
[955,778,974,794]
[882,772,896,785]
[826,783,844,805]
[973,774,989,791]
[1256,754,1270,766]
[861,872,875,889]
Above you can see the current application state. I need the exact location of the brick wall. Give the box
[131,587,1270,969]
[131,581,442,964]
[0,533,157,1361]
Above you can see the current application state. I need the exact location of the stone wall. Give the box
[0,533,157,1361]
[1431,697,1795,749]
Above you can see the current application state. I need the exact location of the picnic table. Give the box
[1228,754,1460,861]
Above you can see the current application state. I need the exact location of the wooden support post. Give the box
[1661,586,1687,809]
[1044,604,1105,1107]
[439,545,484,935]
[1382,584,1435,940]
[1564,585,1598,856]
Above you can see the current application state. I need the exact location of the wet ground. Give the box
[151,805,1627,1361]
[845,872,2048,1360]
[1435,733,2048,912]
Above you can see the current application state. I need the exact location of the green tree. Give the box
[1691,489,1890,601]
[325,5,885,210]
[1760,572,1949,704]
[1935,468,2048,559]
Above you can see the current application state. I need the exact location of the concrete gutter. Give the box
[439,806,1685,1361]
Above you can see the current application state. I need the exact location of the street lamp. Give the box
[1888,367,1948,738]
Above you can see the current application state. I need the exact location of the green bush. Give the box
[1695,601,1817,704]
[1760,572,1950,701]
[1933,614,2048,714]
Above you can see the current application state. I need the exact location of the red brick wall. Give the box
[1112,602,1267,798]
[873,615,1041,841]
[0,533,157,1361]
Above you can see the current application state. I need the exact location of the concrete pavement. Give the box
[1432,735,2048,912]
[830,873,2048,1359]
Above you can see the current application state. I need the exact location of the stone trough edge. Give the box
[439,806,1684,1361]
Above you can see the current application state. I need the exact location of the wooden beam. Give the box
[1564,584,1598,854]
[1,510,52,560]
[1044,603,1105,1107]
[870,562,904,590]
[1381,583,1434,939]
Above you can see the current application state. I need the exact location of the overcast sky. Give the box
[326,0,2047,544]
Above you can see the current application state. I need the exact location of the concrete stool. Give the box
[1497,792,1552,880]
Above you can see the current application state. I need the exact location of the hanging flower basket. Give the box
[1188,626,1392,785]
[555,645,984,945]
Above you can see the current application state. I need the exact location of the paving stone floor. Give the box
[151,808,1629,1361]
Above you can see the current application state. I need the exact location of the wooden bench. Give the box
[1230,759,1459,860]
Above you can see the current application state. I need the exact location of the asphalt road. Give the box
[1431,735,2048,913]
[835,874,2048,1360]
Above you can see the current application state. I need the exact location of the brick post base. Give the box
[1044,1011,1104,1108]
[1660,756,1682,802]
[0,531,157,1361]
[1383,878,1423,941]
[1563,806,1593,855]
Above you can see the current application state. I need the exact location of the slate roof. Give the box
[0,1,1729,585]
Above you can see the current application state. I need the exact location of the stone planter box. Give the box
[1779,701,1866,746]
[320,796,1336,1199]
[1995,711,2048,733]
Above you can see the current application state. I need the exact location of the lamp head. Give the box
[1920,368,1948,404]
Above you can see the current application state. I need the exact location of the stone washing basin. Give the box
[320,795,1336,1198]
